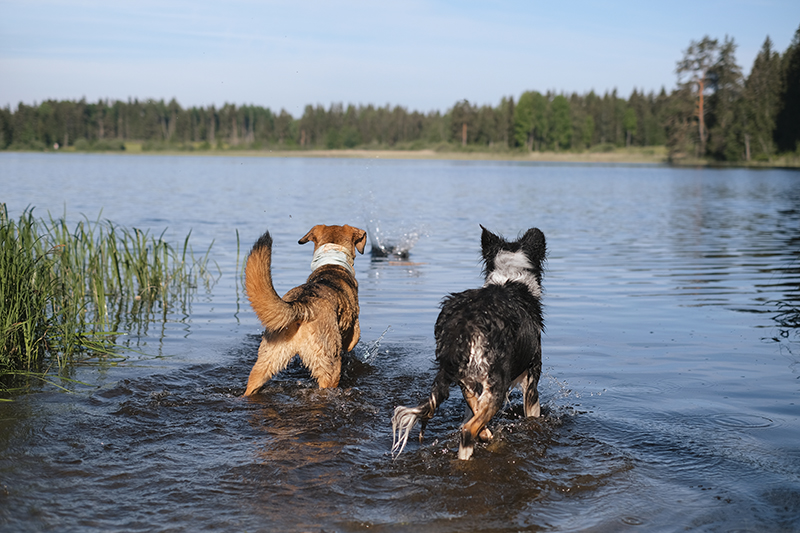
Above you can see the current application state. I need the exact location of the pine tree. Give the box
[676,36,719,157]
[775,24,800,153]
[513,91,548,151]
[743,36,783,160]
[706,36,744,161]
[549,95,572,150]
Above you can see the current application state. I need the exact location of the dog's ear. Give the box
[480,225,502,259]
[299,225,321,245]
[351,227,367,255]
[520,227,546,262]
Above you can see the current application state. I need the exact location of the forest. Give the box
[1,26,798,164]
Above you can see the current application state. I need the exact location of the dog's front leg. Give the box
[342,319,360,353]
[460,389,501,459]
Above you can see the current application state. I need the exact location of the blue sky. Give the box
[1,1,798,115]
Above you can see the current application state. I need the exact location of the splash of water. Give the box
[355,325,392,363]
[365,218,423,260]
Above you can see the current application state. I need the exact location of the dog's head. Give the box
[480,225,546,285]
[299,224,367,257]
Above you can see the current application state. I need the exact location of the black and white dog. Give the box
[392,225,546,460]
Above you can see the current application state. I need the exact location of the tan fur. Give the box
[244,224,367,395]
[459,389,498,460]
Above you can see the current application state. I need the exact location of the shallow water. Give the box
[1,153,799,532]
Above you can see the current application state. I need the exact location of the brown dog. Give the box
[244,224,367,395]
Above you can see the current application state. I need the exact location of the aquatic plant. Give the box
[0,204,216,393]
[773,300,800,345]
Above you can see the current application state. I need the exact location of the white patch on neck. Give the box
[310,243,355,277]
[485,250,541,297]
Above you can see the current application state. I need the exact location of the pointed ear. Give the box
[353,227,367,254]
[521,227,546,261]
[298,225,320,245]
[480,225,501,258]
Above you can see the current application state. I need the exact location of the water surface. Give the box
[1,153,799,531]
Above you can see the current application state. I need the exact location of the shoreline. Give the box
[241,148,670,164]
[43,145,674,165]
[5,145,800,168]
[126,144,670,164]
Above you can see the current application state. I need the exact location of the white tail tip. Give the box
[391,405,421,459]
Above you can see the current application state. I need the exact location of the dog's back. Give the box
[435,282,543,403]
[392,225,546,460]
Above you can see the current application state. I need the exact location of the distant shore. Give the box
[8,144,800,168]
[240,148,670,164]
[121,143,673,164]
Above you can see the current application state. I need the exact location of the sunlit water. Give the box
[1,153,799,532]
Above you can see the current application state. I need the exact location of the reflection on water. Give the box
[0,154,799,532]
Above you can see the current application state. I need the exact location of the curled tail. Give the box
[391,370,451,458]
[245,231,301,332]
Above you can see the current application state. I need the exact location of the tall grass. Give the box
[1,204,215,392]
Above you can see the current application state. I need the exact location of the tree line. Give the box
[1,25,798,162]
[670,28,800,161]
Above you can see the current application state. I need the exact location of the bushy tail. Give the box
[391,370,451,458]
[245,231,301,332]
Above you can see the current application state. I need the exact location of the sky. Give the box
[1,1,799,116]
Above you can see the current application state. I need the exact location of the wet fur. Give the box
[244,224,367,395]
[392,225,546,460]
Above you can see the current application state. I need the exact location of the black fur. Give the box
[392,225,546,460]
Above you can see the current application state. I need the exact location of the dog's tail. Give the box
[245,231,305,332]
[391,370,451,458]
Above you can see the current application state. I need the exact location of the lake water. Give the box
[1,152,799,532]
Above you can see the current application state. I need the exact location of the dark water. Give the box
[1,153,799,532]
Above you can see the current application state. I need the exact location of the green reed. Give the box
[1,204,216,391]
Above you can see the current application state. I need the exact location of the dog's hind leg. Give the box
[244,337,297,396]
[461,403,492,442]
[301,333,342,389]
[459,388,503,460]
[520,367,542,418]
[309,355,341,388]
